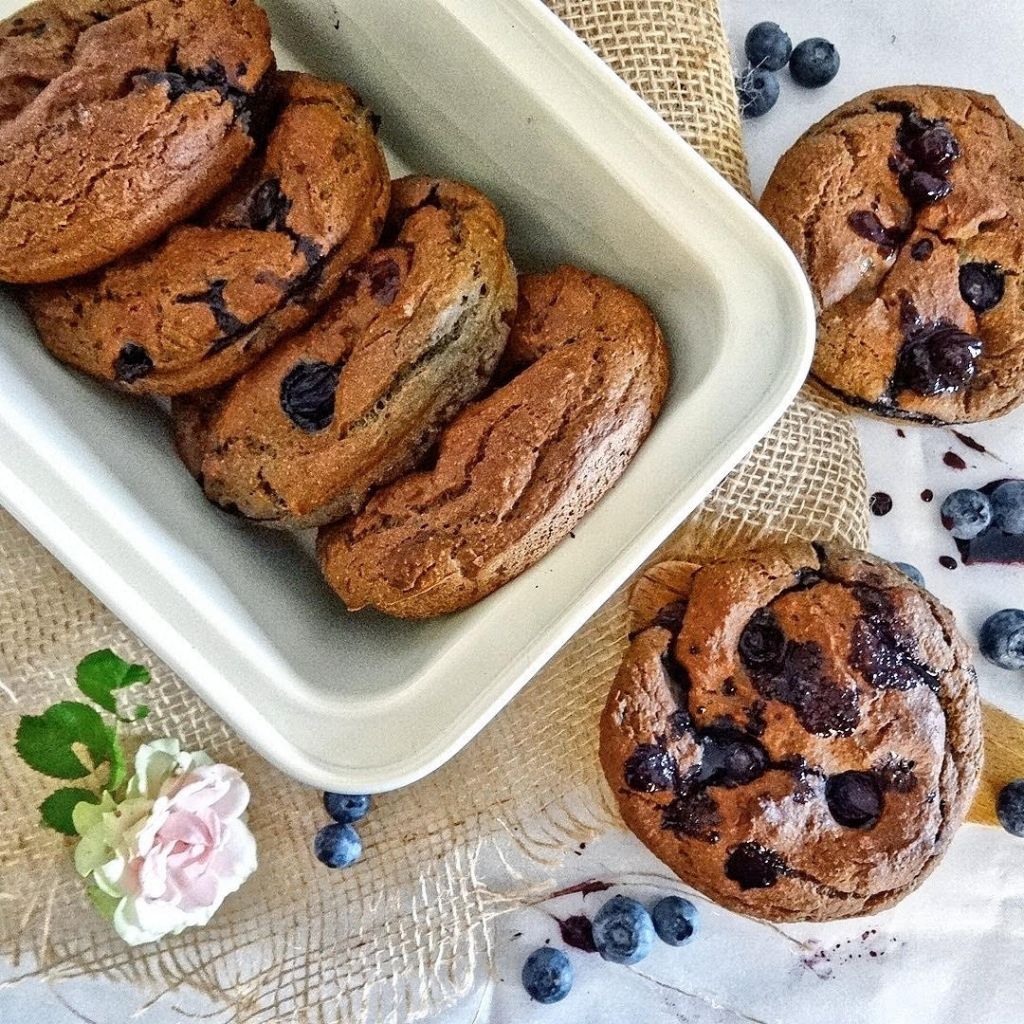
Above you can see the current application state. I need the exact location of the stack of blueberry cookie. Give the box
[1,0,670,618]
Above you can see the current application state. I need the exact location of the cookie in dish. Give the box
[317,264,670,617]
[0,0,274,283]
[27,71,389,394]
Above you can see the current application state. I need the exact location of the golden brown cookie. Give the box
[26,71,389,394]
[317,265,671,618]
[760,86,1024,423]
[600,543,982,922]
[172,177,517,527]
[0,0,274,283]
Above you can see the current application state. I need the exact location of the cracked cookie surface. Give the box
[0,0,274,283]
[760,86,1024,423]
[317,264,670,618]
[600,543,981,922]
[172,177,517,527]
[27,71,389,394]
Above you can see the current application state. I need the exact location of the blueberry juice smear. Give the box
[894,300,982,398]
[951,479,1024,566]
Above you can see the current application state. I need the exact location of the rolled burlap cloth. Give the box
[0,2,866,1021]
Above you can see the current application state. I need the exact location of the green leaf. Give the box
[40,788,100,836]
[15,701,114,780]
[107,733,127,792]
[86,883,120,921]
[76,649,150,714]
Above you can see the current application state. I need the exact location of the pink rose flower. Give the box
[74,739,257,945]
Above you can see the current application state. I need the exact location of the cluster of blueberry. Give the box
[933,479,1024,840]
[313,792,372,868]
[736,22,840,119]
[521,893,698,1005]
[940,481,1024,670]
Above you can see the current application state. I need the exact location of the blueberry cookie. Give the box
[27,72,389,394]
[600,543,982,922]
[317,265,670,618]
[761,87,1024,423]
[0,0,274,283]
[172,177,517,527]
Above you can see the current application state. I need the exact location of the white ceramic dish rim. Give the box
[0,0,815,792]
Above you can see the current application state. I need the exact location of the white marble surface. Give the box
[6,2,1024,1021]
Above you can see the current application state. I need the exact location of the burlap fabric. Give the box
[0,2,867,1021]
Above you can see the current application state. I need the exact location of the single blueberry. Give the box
[940,489,992,540]
[592,895,655,965]
[959,262,1005,314]
[696,727,768,787]
[825,771,884,829]
[736,66,780,119]
[897,113,961,173]
[651,895,698,946]
[313,822,362,868]
[898,168,953,207]
[894,323,982,397]
[724,842,786,889]
[789,37,840,88]
[979,609,1024,670]
[744,21,792,72]
[624,743,677,793]
[280,359,341,432]
[521,947,573,1004]
[323,792,371,824]
[996,779,1024,837]
[113,342,154,383]
[894,562,925,587]
[990,481,1024,535]
[738,609,787,671]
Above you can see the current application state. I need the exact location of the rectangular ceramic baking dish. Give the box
[0,0,814,791]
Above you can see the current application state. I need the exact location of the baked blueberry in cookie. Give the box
[26,72,389,395]
[0,0,274,283]
[172,177,518,528]
[761,87,1024,423]
[600,543,982,922]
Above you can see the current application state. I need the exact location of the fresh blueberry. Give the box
[940,489,992,540]
[744,21,792,72]
[323,792,371,824]
[521,947,573,1004]
[592,895,655,965]
[651,895,698,946]
[789,37,840,88]
[736,66,780,119]
[979,609,1024,670]
[313,822,362,868]
[990,481,1024,535]
[894,562,925,587]
[996,780,1024,837]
